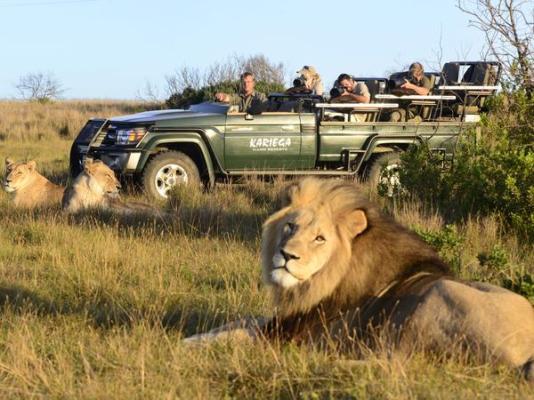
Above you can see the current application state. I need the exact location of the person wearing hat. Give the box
[215,71,267,114]
[288,65,324,96]
[400,62,432,95]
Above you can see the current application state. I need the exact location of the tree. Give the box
[165,54,286,95]
[164,54,287,109]
[16,72,65,103]
[457,0,533,94]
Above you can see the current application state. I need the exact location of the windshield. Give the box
[188,102,229,114]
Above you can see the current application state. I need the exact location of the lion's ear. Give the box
[27,160,37,171]
[342,209,368,238]
[5,157,14,168]
[83,158,95,173]
[83,158,92,166]
[279,182,299,208]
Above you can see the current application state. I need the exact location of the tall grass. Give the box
[0,100,159,143]
[0,101,532,398]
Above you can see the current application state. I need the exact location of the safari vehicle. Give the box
[70,61,501,200]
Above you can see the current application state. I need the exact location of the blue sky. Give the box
[0,0,485,99]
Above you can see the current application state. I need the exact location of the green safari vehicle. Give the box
[69,61,500,200]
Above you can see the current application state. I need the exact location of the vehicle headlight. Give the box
[116,127,147,145]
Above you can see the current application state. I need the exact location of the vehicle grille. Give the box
[102,127,117,145]
[90,130,109,147]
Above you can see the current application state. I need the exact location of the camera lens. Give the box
[293,78,305,87]
[330,87,342,98]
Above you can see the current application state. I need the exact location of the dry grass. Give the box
[0,100,159,143]
[0,101,533,399]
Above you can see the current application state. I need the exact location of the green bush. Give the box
[414,224,464,273]
[399,91,534,241]
[503,273,534,303]
[165,80,285,109]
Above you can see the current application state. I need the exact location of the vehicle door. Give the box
[224,112,302,170]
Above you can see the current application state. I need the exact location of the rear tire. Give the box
[142,151,200,200]
[368,152,403,197]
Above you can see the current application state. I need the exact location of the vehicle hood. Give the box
[109,108,227,127]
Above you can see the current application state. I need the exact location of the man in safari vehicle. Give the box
[330,73,371,104]
[400,62,432,95]
[215,72,268,114]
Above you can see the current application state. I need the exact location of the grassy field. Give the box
[0,100,532,399]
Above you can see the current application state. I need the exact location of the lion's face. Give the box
[83,159,121,197]
[264,206,339,288]
[262,179,368,291]
[2,158,37,193]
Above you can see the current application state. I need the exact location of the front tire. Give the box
[142,151,200,200]
[368,152,403,197]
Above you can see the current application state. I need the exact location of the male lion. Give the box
[186,177,534,381]
[62,158,157,215]
[2,158,64,208]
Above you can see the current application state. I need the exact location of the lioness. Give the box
[2,158,64,208]
[63,158,158,215]
[186,178,534,381]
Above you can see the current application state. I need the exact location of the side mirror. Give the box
[245,114,254,121]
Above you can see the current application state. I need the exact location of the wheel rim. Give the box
[154,163,188,198]
[378,163,402,197]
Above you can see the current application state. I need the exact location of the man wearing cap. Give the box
[215,72,267,114]
[330,73,370,103]
[400,62,432,95]
[288,65,324,96]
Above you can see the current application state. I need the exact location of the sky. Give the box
[0,0,486,99]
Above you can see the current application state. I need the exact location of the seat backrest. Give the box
[441,62,460,85]
[426,74,436,93]
[460,65,476,83]
[463,63,495,85]
[356,79,381,99]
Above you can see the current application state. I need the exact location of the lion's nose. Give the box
[281,249,300,262]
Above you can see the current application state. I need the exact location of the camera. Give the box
[329,86,346,98]
[388,71,412,90]
[293,77,306,88]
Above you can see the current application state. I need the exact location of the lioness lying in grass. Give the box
[2,157,64,208]
[62,158,162,216]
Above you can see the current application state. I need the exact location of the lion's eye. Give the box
[315,235,326,243]
[283,223,295,235]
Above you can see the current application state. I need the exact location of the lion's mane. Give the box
[189,177,534,380]
[262,178,449,324]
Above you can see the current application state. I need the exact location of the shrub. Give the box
[503,273,534,303]
[415,224,464,272]
[399,91,534,240]
[165,80,285,109]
